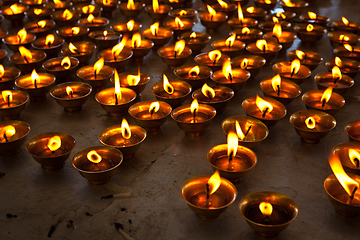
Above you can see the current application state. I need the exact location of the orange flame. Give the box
[222,59,233,81]
[308,11,317,20]
[62,9,73,20]
[259,202,273,216]
[329,152,359,197]
[217,0,228,8]
[339,34,350,42]
[82,5,95,14]
[175,17,184,29]
[342,16,349,26]
[332,66,342,81]
[53,0,65,7]
[9,3,22,14]
[188,66,200,77]
[127,0,135,10]
[19,46,33,62]
[31,69,39,87]
[45,34,55,46]
[295,50,305,60]
[207,5,217,18]
[349,149,360,167]
[131,32,142,48]
[272,16,279,23]
[273,23,282,39]
[2,91,12,103]
[241,27,250,35]
[174,39,185,57]
[17,29,27,44]
[306,24,314,32]
[37,20,46,28]
[87,14,95,23]
[235,120,245,140]
[68,42,79,54]
[112,36,128,57]
[149,101,160,114]
[265,0,272,3]
[282,0,295,7]
[207,170,221,195]
[240,58,248,69]
[271,74,281,92]
[179,10,187,16]
[208,50,222,63]
[121,118,131,139]
[1,125,16,141]
[0,65,4,78]
[226,34,236,47]
[256,39,268,52]
[256,95,273,116]
[150,22,159,36]
[246,6,255,13]
[126,68,141,86]
[190,99,198,115]
[190,32,197,38]
[290,59,301,75]
[66,86,73,96]
[276,12,286,19]
[334,57,343,68]
[127,20,135,31]
[227,131,238,158]
[237,2,244,21]
[87,150,102,163]
[47,135,61,152]
[201,83,215,99]
[152,0,159,13]
[344,44,353,52]
[71,27,80,35]
[34,8,43,15]
[93,57,104,76]
[305,116,315,129]
[320,87,333,106]
[61,56,71,70]
[114,69,122,104]
[163,74,174,94]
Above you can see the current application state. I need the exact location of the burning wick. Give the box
[321,99,326,108]
[6,94,10,107]
[262,107,269,118]
[34,79,37,89]
[114,93,118,105]
[69,91,73,98]
[23,56,29,64]
[276,85,280,96]
[244,125,252,136]
[3,133,8,142]
[228,149,234,170]
[205,183,210,207]
[94,70,97,79]
[213,54,218,65]
[192,108,197,123]
[272,34,279,43]
[353,157,360,168]
[333,76,340,84]
[174,50,178,58]
[262,45,266,53]
[349,187,358,204]
[228,72,233,82]
[290,68,296,77]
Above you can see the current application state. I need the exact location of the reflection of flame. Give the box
[342,16,349,26]
[62,9,73,20]
[256,39,268,52]
[121,118,131,139]
[306,24,314,32]
[175,17,184,29]
[163,74,174,94]
[174,39,185,57]
[127,20,135,31]
[237,2,244,21]
[114,69,122,104]
[334,57,343,68]
[190,99,198,114]
[305,116,315,129]
[1,125,16,141]
[127,0,135,10]
[217,0,228,8]
[87,14,95,23]
[0,65,4,78]
[207,170,221,195]
[222,59,233,81]
[19,46,33,62]
[273,23,282,39]
[329,152,359,197]
[66,86,73,96]
[276,12,286,19]
[17,29,27,44]
[246,6,255,13]
[152,0,159,13]
[259,202,273,216]
[131,32,142,48]
[344,44,353,52]
[150,22,159,36]
[149,101,160,114]
[308,11,317,20]
[332,66,342,81]
[290,59,301,75]
[2,91,12,103]
[349,149,360,167]
[87,150,102,163]
[320,87,333,106]
[282,0,295,7]
[82,5,95,14]
[94,57,104,75]
[37,20,46,28]
[207,5,217,18]
[272,16,279,23]
[201,83,215,99]
[226,34,236,47]
[45,34,55,46]
[256,95,273,116]
[227,132,238,158]
[240,58,248,69]
[271,74,281,92]
[208,50,221,62]
[295,50,305,60]
[34,8,43,15]
[242,27,250,35]
[47,135,61,152]
[112,36,127,57]
[188,66,200,77]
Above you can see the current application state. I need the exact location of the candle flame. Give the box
[235,120,252,140]
[207,5,217,18]
[179,10,187,16]
[71,27,80,35]
[174,39,185,56]
[334,57,343,68]
[272,16,279,23]
[329,152,359,197]
[34,8,43,15]
[290,59,301,75]
[19,46,33,62]
[37,20,46,28]
[282,0,295,7]
[53,0,65,7]
[17,29,27,44]
[0,65,4,78]
[175,17,184,29]
[259,202,273,216]
[188,66,200,77]
[127,0,135,10]
[2,91,12,103]
[344,44,353,52]
[126,67,141,86]
[190,99,198,114]
[227,131,238,158]
[112,36,128,57]
[149,101,160,114]
[320,87,333,106]
[332,66,342,81]
[1,125,16,141]
[82,5,95,14]
[62,9,73,20]
[103,30,108,37]
[102,0,110,5]
[190,32,197,38]
[217,0,228,8]
[305,116,316,129]
[246,6,255,13]
[226,34,236,47]
[150,22,159,36]
[240,58,248,69]
[208,49,222,62]
[256,95,273,116]
[114,69,122,103]
[308,11,317,20]
[241,27,250,35]
[9,4,22,14]
[276,12,286,19]
[201,83,215,99]
[31,69,39,87]
[306,24,314,32]
[131,32,142,48]
[237,2,244,21]
[121,118,131,139]
[66,86,73,96]
[93,57,104,75]
[339,34,350,42]
[295,50,305,60]
[163,74,174,94]
[87,150,102,163]
[342,16,349,26]
[265,0,272,3]
[127,20,135,31]
[222,59,233,81]
[256,39,268,52]
[152,0,159,13]
[273,23,282,39]
[87,14,95,23]
[207,170,221,195]
[68,42,79,54]
[47,135,61,152]
[45,34,55,46]
[271,74,281,92]
[349,149,360,167]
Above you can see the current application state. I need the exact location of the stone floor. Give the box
[1,0,360,239]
